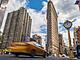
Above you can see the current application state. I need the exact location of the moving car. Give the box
[9,41,47,58]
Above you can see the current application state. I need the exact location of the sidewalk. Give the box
[66,56,78,60]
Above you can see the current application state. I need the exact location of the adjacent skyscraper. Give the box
[46,0,59,53]
[0,0,9,29]
[32,34,42,45]
[73,26,80,50]
[58,34,62,54]
[1,7,32,48]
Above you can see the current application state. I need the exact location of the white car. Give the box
[62,54,66,57]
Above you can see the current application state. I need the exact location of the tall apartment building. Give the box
[45,35,47,50]
[0,31,2,48]
[73,26,80,50]
[32,34,42,45]
[62,39,65,54]
[0,0,9,29]
[46,0,59,53]
[1,7,32,48]
[58,34,62,54]
[58,34,65,54]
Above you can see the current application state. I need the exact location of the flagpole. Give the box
[75,0,80,11]
[79,5,80,11]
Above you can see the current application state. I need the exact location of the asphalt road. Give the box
[0,54,79,60]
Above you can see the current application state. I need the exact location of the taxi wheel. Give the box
[43,52,46,58]
[31,50,36,57]
[77,56,80,59]
[15,54,18,57]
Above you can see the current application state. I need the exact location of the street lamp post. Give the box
[63,20,74,58]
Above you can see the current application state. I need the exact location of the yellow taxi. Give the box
[9,41,47,58]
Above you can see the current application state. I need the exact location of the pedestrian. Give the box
[4,48,7,54]
[9,49,11,54]
[1,49,3,54]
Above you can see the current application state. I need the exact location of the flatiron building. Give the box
[46,0,59,53]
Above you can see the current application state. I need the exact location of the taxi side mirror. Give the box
[42,47,44,49]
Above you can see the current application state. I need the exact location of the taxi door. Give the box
[38,46,44,55]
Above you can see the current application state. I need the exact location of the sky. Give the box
[1,0,80,46]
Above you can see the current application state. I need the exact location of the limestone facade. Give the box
[58,34,62,54]
[0,0,9,29]
[62,39,65,54]
[1,7,32,48]
[46,1,59,53]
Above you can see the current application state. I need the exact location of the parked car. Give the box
[9,41,47,58]
[54,54,57,57]
[51,53,56,57]
[77,45,80,59]
[52,53,55,56]
[73,51,77,57]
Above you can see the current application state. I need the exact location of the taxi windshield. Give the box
[33,42,41,47]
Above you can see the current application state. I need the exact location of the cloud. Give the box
[27,8,47,37]
[41,1,47,12]
[50,0,80,23]
[6,0,29,12]
[26,1,48,38]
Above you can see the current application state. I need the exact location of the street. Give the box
[0,54,79,60]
